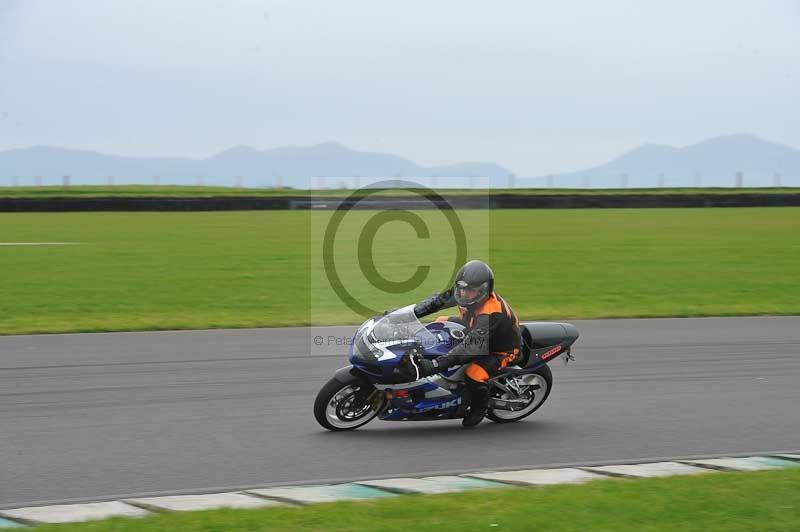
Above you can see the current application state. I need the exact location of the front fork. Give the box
[334,365,383,411]
[366,389,386,412]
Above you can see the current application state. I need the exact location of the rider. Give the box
[400,259,522,428]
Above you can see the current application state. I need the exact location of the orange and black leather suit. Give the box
[417,289,522,383]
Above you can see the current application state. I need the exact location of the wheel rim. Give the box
[325,384,379,429]
[490,373,549,420]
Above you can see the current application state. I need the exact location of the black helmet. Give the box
[453,260,494,308]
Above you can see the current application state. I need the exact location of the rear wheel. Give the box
[313,378,383,431]
[487,364,553,423]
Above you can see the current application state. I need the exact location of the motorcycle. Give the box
[314,304,579,431]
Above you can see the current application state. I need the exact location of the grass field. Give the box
[1,207,798,334]
[0,185,799,197]
[29,469,800,532]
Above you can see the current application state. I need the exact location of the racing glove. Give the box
[395,354,447,381]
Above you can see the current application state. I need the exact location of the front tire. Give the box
[487,364,553,423]
[314,378,382,431]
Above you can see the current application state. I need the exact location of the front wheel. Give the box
[487,364,553,423]
[313,378,383,431]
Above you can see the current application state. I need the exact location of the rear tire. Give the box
[487,364,553,423]
[314,378,382,431]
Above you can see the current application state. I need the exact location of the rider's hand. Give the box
[393,353,440,382]
[415,357,437,378]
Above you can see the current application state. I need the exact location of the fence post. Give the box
[735,171,743,188]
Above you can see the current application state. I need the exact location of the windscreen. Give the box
[353,305,437,360]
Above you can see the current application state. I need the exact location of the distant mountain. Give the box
[0,142,512,188]
[2,134,798,189]
[524,134,800,188]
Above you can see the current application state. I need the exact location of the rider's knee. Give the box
[465,363,490,383]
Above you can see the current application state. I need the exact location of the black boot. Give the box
[462,381,489,428]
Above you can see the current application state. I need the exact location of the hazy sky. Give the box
[1,0,798,175]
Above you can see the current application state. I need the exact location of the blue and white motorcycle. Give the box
[314,305,579,431]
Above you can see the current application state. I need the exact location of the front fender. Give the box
[333,365,359,384]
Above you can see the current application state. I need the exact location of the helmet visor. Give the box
[454,281,490,307]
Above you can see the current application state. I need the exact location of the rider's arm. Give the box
[437,313,497,366]
[413,288,456,318]
[396,313,500,381]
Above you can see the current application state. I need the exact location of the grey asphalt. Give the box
[1,317,799,508]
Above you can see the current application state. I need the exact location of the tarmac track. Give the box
[1,317,799,508]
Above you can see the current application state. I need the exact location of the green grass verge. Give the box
[31,469,800,532]
[1,208,798,335]
[1,185,799,198]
